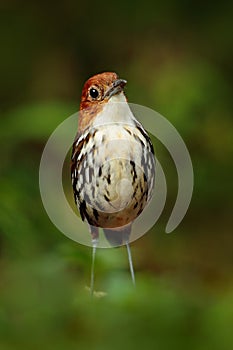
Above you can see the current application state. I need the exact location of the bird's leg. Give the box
[90,226,99,296]
[90,239,98,296]
[126,241,135,286]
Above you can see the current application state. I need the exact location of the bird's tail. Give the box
[103,223,132,246]
[103,223,136,285]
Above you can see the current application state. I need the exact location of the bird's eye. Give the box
[89,87,99,99]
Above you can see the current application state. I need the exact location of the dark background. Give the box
[1,1,233,349]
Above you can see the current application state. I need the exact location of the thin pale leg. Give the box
[89,226,99,296]
[90,238,98,296]
[126,242,135,286]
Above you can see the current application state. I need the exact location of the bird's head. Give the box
[80,72,127,107]
[78,72,127,133]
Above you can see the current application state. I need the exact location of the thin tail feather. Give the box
[103,223,136,284]
[103,223,132,246]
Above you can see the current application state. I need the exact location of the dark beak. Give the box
[104,79,127,99]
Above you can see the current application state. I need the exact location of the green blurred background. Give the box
[1,1,233,349]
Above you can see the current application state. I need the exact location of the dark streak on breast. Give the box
[137,203,144,216]
[130,160,137,183]
[143,172,147,182]
[132,184,138,198]
[106,173,111,184]
[136,123,155,155]
[79,200,87,221]
[89,166,94,182]
[93,208,99,221]
[104,195,110,202]
[124,127,132,135]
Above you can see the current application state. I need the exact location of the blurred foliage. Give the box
[0,1,233,349]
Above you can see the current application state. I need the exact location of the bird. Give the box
[71,72,155,294]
